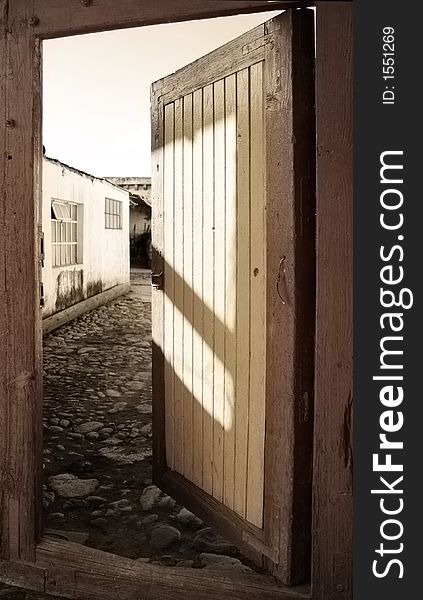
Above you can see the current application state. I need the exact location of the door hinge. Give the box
[40,283,45,307]
[151,270,164,290]
[40,230,45,267]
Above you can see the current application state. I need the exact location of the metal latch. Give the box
[40,230,45,267]
[151,270,164,290]
[40,283,45,307]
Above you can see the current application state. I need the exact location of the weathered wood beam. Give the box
[36,537,311,600]
[0,0,43,562]
[31,1,311,39]
[312,3,353,600]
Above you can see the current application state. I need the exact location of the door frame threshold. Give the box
[1,536,310,600]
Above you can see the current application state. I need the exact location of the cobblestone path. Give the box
[0,276,270,598]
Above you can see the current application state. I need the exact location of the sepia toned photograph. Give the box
[1,2,353,599]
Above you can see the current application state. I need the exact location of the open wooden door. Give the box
[151,9,315,586]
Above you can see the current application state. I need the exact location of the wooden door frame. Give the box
[0,1,352,599]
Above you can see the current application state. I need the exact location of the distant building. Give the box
[106,177,151,267]
[42,157,130,322]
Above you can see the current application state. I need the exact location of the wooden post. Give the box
[0,0,43,562]
[312,3,353,599]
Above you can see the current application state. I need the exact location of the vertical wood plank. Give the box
[234,67,250,519]
[263,9,316,585]
[246,61,266,528]
[151,85,166,482]
[192,88,204,489]
[223,74,237,512]
[173,98,184,474]
[0,0,8,560]
[163,102,175,470]
[201,84,214,496]
[0,1,43,562]
[212,79,225,502]
[312,4,353,600]
[182,93,194,482]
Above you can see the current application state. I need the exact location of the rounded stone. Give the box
[150,525,181,549]
[48,473,99,498]
[157,495,176,511]
[176,507,204,530]
[49,425,64,433]
[138,514,159,528]
[140,485,162,511]
[74,421,103,435]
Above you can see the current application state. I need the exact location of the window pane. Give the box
[71,204,77,220]
[62,204,71,220]
[72,222,77,242]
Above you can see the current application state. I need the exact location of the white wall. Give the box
[42,158,130,317]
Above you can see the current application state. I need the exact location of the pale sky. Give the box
[42,10,280,178]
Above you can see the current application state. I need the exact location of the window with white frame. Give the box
[105,198,122,229]
[51,200,79,267]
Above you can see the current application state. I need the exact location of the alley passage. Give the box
[41,276,264,578]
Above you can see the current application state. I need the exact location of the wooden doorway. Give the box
[0,2,353,599]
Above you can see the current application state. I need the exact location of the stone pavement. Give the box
[0,273,271,598]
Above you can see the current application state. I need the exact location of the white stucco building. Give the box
[105,177,151,266]
[42,156,130,322]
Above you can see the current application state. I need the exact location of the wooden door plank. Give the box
[223,73,238,513]
[163,102,176,470]
[32,1,306,39]
[212,78,226,503]
[0,0,43,562]
[173,98,185,474]
[262,9,315,585]
[151,86,166,480]
[312,4,353,600]
[246,60,266,528]
[182,93,194,482]
[201,83,215,496]
[191,88,204,489]
[234,66,251,520]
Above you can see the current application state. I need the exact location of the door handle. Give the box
[151,270,163,290]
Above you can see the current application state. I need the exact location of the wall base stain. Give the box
[55,269,84,312]
[86,280,103,298]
